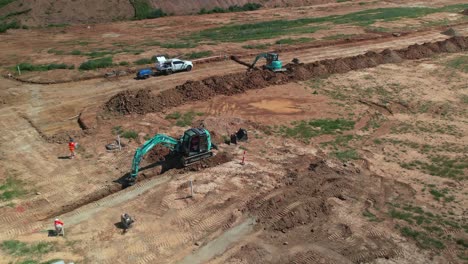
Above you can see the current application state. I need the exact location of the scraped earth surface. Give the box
[0,3,467,264]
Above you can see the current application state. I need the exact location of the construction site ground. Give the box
[0,1,467,264]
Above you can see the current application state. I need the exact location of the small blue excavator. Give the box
[125,128,216,185]
[230,52,286,72]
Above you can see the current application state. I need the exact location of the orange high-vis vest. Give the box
[69,142,76,151]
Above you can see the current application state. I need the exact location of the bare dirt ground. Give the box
[0,2,467,264]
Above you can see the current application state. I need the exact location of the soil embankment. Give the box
[105,36,468,115]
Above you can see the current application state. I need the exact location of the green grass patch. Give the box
[130,0,167,20]
[389,209,414,224]
[446,55,468,73]
[332,149,360,161]
[165,112,182,120]
[1,240,54,256]
[242,43,271,49]
[401,155,467,180]
[79,57,113,70]
[160,42,198,49]
[277,118,355,142]
[121,130,138,139]
[323,34,356,40]
[275,37,314,45]
[16,62,73,72]
[400,227,445,249]
[0,177,26,201]
[191,21,325,42]
[190,4,468,43]
[166,111,204,127]
[70,50,82,55]
[321,134,354,149]
[186,51,213,59]
[456,239,468,248]
[0,0,16,9]
[363,210,381,222]
[46,23,69,28]
[119,61,130,66]
[0,9,31,20]
[337,0,351,2]
[198,3,261,14]
[0,20,20,33]
[111,126,139,139]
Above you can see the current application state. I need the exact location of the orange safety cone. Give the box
[240,150,246,165]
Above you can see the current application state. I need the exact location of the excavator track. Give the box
[183,151,214,166]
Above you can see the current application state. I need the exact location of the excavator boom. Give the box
[129,134,179,181]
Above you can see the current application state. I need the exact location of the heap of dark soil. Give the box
[105,37,468,115]
[238,157,412,263]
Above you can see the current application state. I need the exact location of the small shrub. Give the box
[0,0,16,9]
[333,149,360,161]
[0,177,26,201]
[111,126,123,135]
[198,3,261,14]
[165,112,181,120]
[79,57,113,70]
[16,62,72,72]
[131,0,167,20]
[447,55,468,73]
[119,61,130,66]
[0,20,21,33]
[121,130,138,139]
[70,50,82,55]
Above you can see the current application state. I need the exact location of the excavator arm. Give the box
[128,134,179,183]
[250,53,268,69]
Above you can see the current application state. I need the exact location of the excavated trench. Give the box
[105,36,468,115]
[43,151,233,219]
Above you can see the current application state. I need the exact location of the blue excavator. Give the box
[230,52,286,72]
[125,128,216,185]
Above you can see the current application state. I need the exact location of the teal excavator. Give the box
[230,52,286,72]
[125,128,216,185]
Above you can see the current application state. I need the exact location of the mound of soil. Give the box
[441,28,459,37]
[105,37,468,116]
[239,156,408,263]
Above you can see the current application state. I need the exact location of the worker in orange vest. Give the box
[68,138,78,159]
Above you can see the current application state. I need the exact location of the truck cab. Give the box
[156,56,193,74]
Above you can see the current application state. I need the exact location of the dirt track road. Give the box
[2,24,467,135]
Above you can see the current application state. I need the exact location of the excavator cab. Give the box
[181,128,209,155]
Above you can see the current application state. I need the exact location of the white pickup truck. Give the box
[156,56,193,75]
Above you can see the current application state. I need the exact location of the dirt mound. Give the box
[239,157,407,263]
[381,49,403,63]
[399,43,435,60]
[105,37,468,115]
[441,27,459,37]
